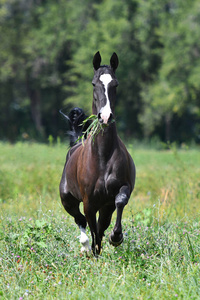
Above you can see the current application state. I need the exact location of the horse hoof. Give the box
[95,244,102,256]
[81,246,91,253]
[109,232,123,247]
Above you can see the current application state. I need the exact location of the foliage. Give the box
[0,142,200,298]
[0,0,200,142]
[139,0,200,141]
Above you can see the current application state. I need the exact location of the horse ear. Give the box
[93,51,101,71]
[110,52,119,72]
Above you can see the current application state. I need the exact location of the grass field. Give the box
[0,141,200,299]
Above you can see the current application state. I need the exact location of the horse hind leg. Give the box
[60,192,90,252]
[109,186,130,246]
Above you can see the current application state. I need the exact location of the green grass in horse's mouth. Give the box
[76,114,115,145]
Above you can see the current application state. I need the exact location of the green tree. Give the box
[63,0,163,138]
[139,0,200,142]
[0,0,94,140]
[0,0,199,143]
[63,0,129,113]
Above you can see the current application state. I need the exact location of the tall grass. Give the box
[0,142,200,299]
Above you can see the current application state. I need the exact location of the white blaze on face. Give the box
[99,74,112,124]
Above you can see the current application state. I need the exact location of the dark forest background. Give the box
[0,0,200,143]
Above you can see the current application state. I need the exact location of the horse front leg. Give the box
[109,185,130,246]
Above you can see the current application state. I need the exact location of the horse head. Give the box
[92,52,119,124]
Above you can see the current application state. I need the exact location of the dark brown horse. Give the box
[60,52,136,255]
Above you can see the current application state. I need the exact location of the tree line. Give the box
[0,0,199,143]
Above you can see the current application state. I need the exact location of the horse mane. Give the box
[60,107,90,147]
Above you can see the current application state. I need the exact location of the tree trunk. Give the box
[26,77,44,138]
[165,113,171,142]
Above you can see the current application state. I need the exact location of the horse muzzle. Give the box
[98,111,113,124]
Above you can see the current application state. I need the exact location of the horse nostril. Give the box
[98,112,113,124]
[108,113,113,123]
[98,113,103,123]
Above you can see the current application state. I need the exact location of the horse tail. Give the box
[60,107,90,147]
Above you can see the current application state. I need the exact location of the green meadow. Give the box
[0,142,200,299]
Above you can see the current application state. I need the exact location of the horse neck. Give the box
[92,122,118,162]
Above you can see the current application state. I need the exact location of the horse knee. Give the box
[115,193,128,208]
[60,193,86,227]
[75,214,87,228]
[60,192,74,209]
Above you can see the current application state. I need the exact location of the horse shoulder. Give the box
[76,141,99,197]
